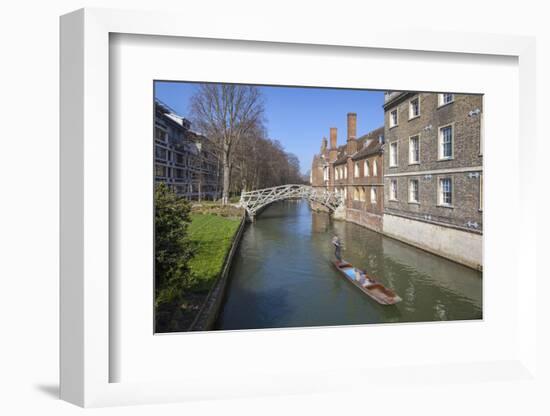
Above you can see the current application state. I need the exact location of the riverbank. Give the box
[161,203,244,332]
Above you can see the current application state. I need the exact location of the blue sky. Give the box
[155,81,385,174]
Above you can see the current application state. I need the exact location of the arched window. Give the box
[354,162,360,178]
[364,160,370,176]
[371,187,377,204]
[373,160,378,176]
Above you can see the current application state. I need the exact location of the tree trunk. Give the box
[222,149,230,205]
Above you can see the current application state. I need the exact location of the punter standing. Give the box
[332,236,342,263]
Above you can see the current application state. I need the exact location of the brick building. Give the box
[311,113,385,232]
[155,100,221,200]
[382,92,483,269]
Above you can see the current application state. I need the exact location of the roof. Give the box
[351,127,385,160]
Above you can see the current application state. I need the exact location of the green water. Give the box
[215,200,482,330]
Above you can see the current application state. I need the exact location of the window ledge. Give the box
[408,115,420,121]
[408,201,420,205]
[408,162,420,166]
[437,157,454,162]
[436,204,454,209]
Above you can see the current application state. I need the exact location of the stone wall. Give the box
[383,213,482,270]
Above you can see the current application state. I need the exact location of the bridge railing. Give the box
[239,184,343,218]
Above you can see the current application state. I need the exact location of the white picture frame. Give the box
[60,7,540,408]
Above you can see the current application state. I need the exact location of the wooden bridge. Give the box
[239,184,343,220]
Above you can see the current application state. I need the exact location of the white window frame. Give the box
[438,124,454,160]
[389,108,398,128]
[389,142,398,167]
[389,179,398,201]
[438,93,455,107]
[409,135,420,164]
[409,96,420,119]
[438,176,453,207]
[370,187,377,204]
[408,179,419,204]
[364,160,370,176]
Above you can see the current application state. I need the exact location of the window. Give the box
[344,166,348,179]
[389,109,398,127]
[155,126,167,142]
[438,178,452,206]
[155,164,167,178]
[335,168,340,180]
[373,160,378,176]
[409,135,420,164]
[155,146,167,161]
[371,187,377,204]
[354,162,360,178]
[174,168,185,179]
[364,160,370,176]
[409,97,420,119]
[360,187,366,202]
[439,125,453,159]
[438,93,454,106]
[390,142,398,167]
[353,187,360,201]
[175,153,185,165]
[390,179,398,200]
[409,179,419,203]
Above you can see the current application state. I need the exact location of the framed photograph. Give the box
[60,7,539,408]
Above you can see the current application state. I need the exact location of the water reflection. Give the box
[215,200,482,330]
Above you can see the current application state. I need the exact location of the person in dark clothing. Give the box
[331,236,342,262]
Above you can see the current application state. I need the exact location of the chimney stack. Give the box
[330,128,337,149]
[347,113,358,154]
[329,128,338,162]
[347,113,357,140]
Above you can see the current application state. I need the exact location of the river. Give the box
[215,200,482,330]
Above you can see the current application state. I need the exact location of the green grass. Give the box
[187,213,242,293]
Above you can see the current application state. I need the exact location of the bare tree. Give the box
[190,84,265,204]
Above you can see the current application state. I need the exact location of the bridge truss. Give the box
[239,184,343,219]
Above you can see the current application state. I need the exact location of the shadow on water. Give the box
[215,200,482,330]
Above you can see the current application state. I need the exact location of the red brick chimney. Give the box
[329,128,338,162]
[347,113,358,155]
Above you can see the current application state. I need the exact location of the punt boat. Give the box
[332,260,402,305]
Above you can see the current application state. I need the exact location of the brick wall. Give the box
[383,93,483,233]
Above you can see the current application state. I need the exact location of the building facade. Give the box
[155,100,221,200]
[382,92,483,269]
[311,113,385,232]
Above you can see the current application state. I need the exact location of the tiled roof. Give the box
[352,127,384,160]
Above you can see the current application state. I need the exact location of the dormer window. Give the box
[438,93,454,107]
[409,97,420,119]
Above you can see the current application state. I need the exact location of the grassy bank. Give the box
[187,213,242,293]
